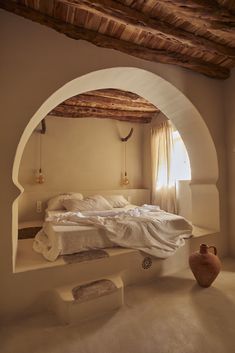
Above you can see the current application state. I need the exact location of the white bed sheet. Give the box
[44,221,114,254]
[33,204,192,262]
[34,205,136,261]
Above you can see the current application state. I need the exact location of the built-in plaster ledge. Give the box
[192,225,218,238]
[15,239,138,273]
[15,225,217,273]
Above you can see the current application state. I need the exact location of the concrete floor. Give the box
[1,259,235,353]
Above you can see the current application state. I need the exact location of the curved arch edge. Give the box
[12,67,220,272]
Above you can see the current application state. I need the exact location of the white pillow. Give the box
[104,195,129,208]
[47,193,83,211]
[63,195,112,212]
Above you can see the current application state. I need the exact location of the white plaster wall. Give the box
[0,10,228,320]
[224,69,235,255]
[177,181,192,221]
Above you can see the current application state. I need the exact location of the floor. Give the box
[1,259,235,353]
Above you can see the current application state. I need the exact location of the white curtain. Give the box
[151,121,177,214]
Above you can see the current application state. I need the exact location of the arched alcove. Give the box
[12,67,220,270]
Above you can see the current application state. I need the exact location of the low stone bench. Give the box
[52,275,124,324]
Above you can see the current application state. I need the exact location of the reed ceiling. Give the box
[0,0,235,79]
[48,88,159,123]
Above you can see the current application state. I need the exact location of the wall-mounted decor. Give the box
[35,119,46,184]
[121,128,133,186]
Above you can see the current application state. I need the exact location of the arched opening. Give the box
[12,67,220,271]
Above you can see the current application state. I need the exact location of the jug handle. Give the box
[208,246,217,255]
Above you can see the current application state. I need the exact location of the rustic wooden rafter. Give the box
[49,110,153,123]
[59,93,158,112]
[50,104,156,119]
[48,88,159,123]
[0,0,235,79]
[117,0,235,47]
[50,0,235,61]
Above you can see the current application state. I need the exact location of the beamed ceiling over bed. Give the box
[0,0,235,79]
[48,88,160,123]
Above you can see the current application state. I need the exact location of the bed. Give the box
[33,194,193,262]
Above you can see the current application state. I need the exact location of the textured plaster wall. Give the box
[18,117,145,221]
[0,10,228,320]
[225,69,235,255]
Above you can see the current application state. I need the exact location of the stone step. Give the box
[52,275,124,324]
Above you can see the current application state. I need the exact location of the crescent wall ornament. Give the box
[120,128,134,186]
[120,128,134,142]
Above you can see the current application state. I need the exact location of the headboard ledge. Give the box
[18,189,150,222]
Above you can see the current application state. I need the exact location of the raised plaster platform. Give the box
[15,239,138,272]
[15,226,217,273]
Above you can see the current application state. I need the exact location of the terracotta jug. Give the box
[189,244,221,287]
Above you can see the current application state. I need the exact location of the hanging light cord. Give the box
[39,133,42,173]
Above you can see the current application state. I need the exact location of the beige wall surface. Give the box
[18,117,145,220]
[0,10,228,320]
[225,69,235,255]
[19,118,144,193]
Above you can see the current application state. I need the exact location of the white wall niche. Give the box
[12,67,220,271]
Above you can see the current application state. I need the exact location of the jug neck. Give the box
[200,244,208,254]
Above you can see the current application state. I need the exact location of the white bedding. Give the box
[33,205,192,261]
[45,204,135,218]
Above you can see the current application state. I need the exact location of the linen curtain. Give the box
[151,121,177,214]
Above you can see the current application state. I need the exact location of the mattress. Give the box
[43,221,114,255]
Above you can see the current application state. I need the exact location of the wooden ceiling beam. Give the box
[0,0,230,78]
[63,94,158,112]
[39,0,235,65]
[49,114,152,124]
[117,0,235,48]
[63,0,235,60]
[49,104,156,119]
[84,89,155,102]
[48,88,159,123]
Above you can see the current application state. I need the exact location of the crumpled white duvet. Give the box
[33,205,193,261]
